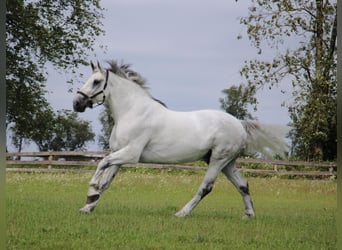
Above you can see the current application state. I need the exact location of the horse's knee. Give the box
[239,183,250,195]
[98,158,109,170]
[200,182,214,198]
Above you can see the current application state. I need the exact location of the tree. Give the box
[6,0,104,74]
[98,104,114,150]
[237,0,337,161]
[30,109,95,151]
[220,84,257,120]
[6,0,105,151]
[7,83,50,152]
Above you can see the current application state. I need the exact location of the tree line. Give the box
[6,0,336,161]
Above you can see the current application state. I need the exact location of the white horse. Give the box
[73,60,287,219]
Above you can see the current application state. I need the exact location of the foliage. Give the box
[219,84,257,120]
[6,0,104,73]
[6,0,105,151]
[29,109,95,151]
[7,172,336,249]
[237,0,337,161]
[98,104,114,150]
[7,83,50,152]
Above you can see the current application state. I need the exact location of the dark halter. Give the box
[77,70,109,108]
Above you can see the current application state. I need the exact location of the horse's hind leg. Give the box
[175,164,222,217]
[79,164,120,213]
[221,161,255,219]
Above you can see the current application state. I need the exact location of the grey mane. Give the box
[106,60,166,107]
[106,60,147,88]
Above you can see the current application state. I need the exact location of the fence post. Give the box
[329,167,333,174]
[48,150,53,169]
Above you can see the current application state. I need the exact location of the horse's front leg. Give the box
[79,146,141,213]
[88,156,113,190]
[79,164,120,213]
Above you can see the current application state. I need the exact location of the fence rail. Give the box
[6,151,337,177]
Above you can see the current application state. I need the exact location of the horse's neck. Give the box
[106,75,153,122]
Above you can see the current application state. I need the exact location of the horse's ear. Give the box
[90,61,95,71]
[97,61,102,71]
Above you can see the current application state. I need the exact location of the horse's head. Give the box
[73,61,109,112]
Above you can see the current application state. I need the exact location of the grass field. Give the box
[6,169,336,249]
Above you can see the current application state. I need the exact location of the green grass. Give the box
[6,170,336,249]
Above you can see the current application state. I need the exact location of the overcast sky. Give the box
[44,0,292,150]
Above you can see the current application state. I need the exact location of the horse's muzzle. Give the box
[73,95,93,112]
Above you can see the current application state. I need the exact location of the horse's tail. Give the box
[241,120,289,159]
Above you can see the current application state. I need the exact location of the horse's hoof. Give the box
[242,213,255,220]
[174,210,188,218]
[79,206,93,214]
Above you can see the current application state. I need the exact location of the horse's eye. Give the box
[93,79,101,86]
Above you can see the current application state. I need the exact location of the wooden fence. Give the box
[6,151,337,177]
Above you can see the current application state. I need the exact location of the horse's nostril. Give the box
[74,100,79,108]
[73,99,81,111]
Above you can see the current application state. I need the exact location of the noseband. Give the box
[77,70,109,108]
